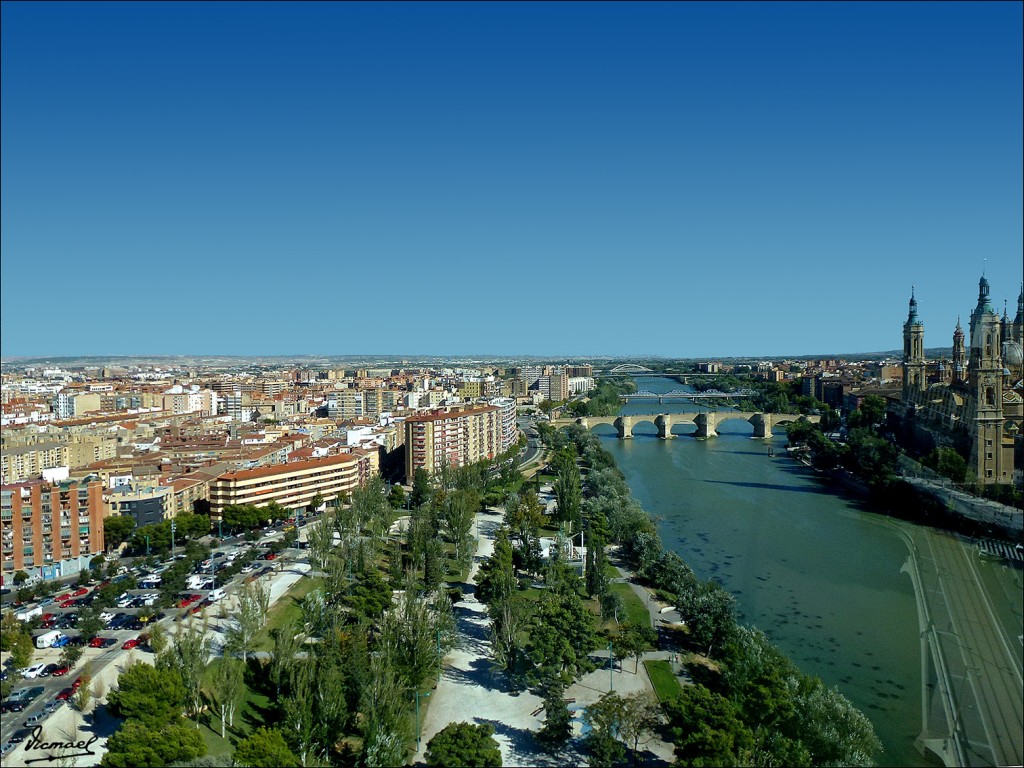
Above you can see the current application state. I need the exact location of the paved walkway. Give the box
[412,510,678,767]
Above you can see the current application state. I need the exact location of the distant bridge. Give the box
[554,412,819,439]
[621,389,757,403]
[608,364,653,373]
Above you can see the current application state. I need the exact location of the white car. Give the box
[21,663,47,679]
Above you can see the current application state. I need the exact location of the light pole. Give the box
[414,690,431,750]
[145,535,150,556]
[436,628,442,682]
[608,641,614,692]
[171,519,176,559]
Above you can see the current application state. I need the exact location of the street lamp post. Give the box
[436,628,442,682]
[414,690,432,750]
[609,641,614,692]
[145,535,150,556]
[171,519,176,559]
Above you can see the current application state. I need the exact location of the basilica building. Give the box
[900,275,1023,485]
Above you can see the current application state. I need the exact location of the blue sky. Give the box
[2,1,1021,359]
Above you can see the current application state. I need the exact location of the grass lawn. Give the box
[197,658,278,759]
[608,581,651,629]
[644,659,683,702]
[254,575,323,652]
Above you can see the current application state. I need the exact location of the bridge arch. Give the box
[609,363,652,373]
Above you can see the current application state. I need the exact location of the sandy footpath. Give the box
[412,509,673,767]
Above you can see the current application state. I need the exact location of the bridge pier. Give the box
[751,413,773,439]
[614,416,633,439]
[694,412,718,439]
[655,414,675,439]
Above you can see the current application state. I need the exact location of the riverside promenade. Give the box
[412,508,676,767]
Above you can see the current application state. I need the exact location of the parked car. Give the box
[39,663,61,677]
[7,728,31,743]
[71,676,83,690]
[23,712,48,728]
[20,664,46,679]
[121,638,140,650]
[101,638,117,648]
[51,665,71,677]
[55,687,74,701]
[71,587,88,597]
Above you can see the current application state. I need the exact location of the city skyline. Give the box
[2,2,1021,358]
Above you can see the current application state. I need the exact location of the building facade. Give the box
[404,405,501,480]
[1,479,106,581]
[899,277,1023,485]
[208,453,362,518]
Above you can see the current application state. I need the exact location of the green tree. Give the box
[411,468,432,507]
[425,721,502,768]
[107,661,187,728]
[103,515,136,550]
[662,683,754,767]
[583,692,627,768]
[504,490,547,575]
[59,643,83,670]
[553,451,582,530]
[101,720,205,768]
[388,483,406,509]
[10,631,34,670]
[13,570,29,586]
[308,492,324,514]
[536,677,572,753]
[209,656,245,739]
[615,622,657,673]
[476,527,517,605]
[490,594,528,683]
[528,585,597,682]
[162,618,210,724]
[226,580,269,662]
[234,727,301,768]
[360,650,409,768]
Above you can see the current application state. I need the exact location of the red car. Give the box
[59,601,74,609]
[51,665,71,677]
[71,587,88,597]
[55,687,74,701]
[40,613,55,622]
[71,677,83,691]
[121,638,140,650]
[55,593,70,602]
[264,552,277,561]
[88,637,107,648]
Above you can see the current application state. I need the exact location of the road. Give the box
[909,526,1023,767]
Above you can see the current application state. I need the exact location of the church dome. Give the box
[1003,340,1023,366]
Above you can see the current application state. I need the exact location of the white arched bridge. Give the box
[621,389,757,403]
[557,411,819,439]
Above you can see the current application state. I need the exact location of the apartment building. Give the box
[1,443,69,485]
[490,397,518,454]
[404,404,500,480]
[1,479,106,580]
[51,391,102,419]
[105,483,174,527]
[208,453,362,518]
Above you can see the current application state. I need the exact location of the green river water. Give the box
[599,377,935,767]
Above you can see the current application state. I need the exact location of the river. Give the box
[597,376,935,767]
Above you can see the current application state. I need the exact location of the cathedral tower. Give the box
[967,275,1009,483]
[952,317,966,385]
[902,288,926,398]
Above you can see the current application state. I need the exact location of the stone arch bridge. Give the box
[562,412,820,439]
